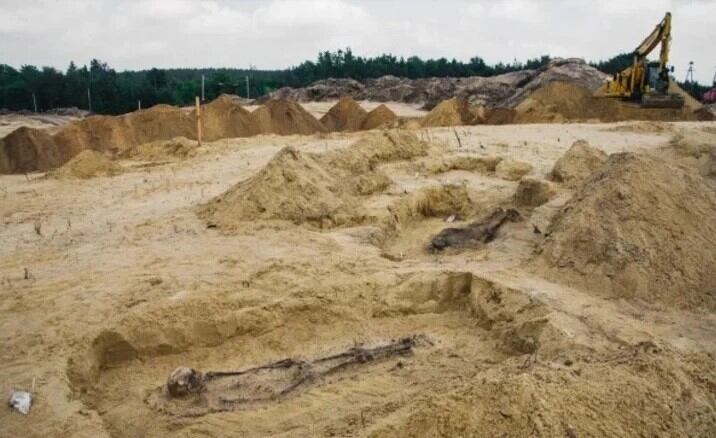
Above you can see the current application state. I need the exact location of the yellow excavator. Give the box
[605,12,684,108]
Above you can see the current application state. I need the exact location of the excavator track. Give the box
[641,93,684,109]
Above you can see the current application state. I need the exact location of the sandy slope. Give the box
[1,122,715,437]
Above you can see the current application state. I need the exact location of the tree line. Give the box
[0,49,709,115]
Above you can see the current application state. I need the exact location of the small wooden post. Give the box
[195,96,202,147]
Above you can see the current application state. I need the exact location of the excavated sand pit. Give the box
[2,122,716,438]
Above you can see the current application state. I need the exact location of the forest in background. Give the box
[0,49,710,114]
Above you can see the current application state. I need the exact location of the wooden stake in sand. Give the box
[195,96,202,147]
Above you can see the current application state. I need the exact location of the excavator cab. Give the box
[641,62,684,108]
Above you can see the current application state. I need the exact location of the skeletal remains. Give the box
[150,336,421,415]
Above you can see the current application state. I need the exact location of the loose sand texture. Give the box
[1,122,716,438]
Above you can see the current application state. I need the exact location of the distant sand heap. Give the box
[250,98,327,135]
[362,104,398,129]
[320,97,368,132]
[0,97,333,174]
[536,152,716,310]
[514,82,699,123]
[421,97,485,127]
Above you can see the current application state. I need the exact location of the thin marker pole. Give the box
[195,96,202,147]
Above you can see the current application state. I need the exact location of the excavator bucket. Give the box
[641,93,684,109]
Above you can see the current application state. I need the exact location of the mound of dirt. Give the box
[251,99,327,135]
[513,178,556,207]
[122,137,198,161]
[53,105,195,158]
[201,130,429,229]
[484,107,516,125]
[495,159,533,181]
[515,81,698,123]
[536,152,716,310]
[320,97,368,132]
[0,126,62,173]
[362,104,398,130]
[550,140,607,188]
[421,97,484,127]
[266,58,609,110]
[199,147,357,228]
[49,149,121,179]
[387,184,475,229]
[197,94,256,141]
[127,105,196,147]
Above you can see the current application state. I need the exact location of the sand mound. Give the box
[515,81,697,123]
[484,107,516,125]
[387,184,474,228]
[197,94,256,141]
[251,99,327,135]
[0,126,63,173]
[53,105,195,158]
[550,140,607,188]
[421,97,484,127]
[536,152,716,310]
[122,137,198,161]
[495,159,533,181]
[199,147,356,228]
[361,104,398,130]
[200,130,429,229]
[49,149,121,179]
[513,178,556,207]
[342,130,429,164]
[320,97,368,132]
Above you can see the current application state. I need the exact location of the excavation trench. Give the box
[66,272,562,436]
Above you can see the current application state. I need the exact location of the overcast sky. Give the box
[1,0,714,83]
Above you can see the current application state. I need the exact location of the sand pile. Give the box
[250,99,326,135]
[127,104,196,146]
[362,104,397,130]
[49,149,121,179]
[122,137,198,161]
[320,97,368,132]
[338,130,429,165]
[199,147,357,228]
[386,184,474,228]
[536,152,716,310]
[550,139,607,188]
[515,81,697,123]
[200,130,428,229]
[513,178,556,207]
[195,94,255,141]
[0,126,62,173]
[421,97,484,127]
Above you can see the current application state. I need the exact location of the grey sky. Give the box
[1,0,714,83]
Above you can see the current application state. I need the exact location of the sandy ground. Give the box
[2,121,716,437]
